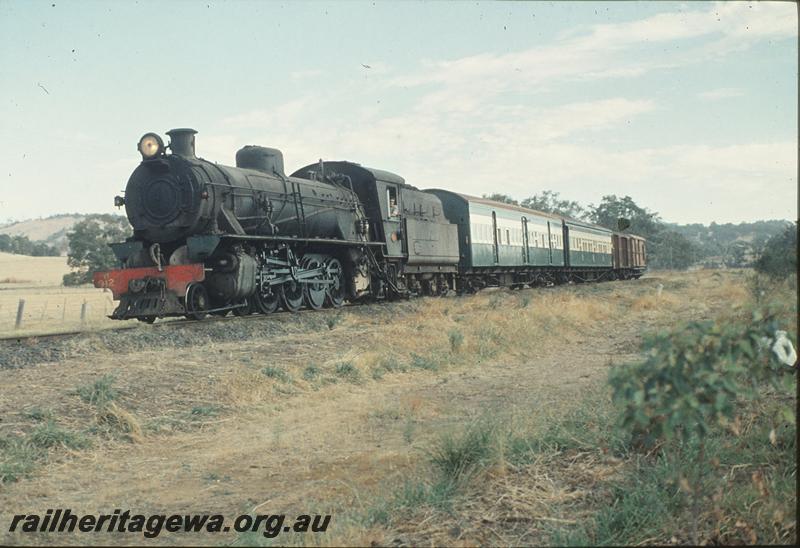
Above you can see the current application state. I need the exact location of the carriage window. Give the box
[387,187,399,218]
[505,229,510,245]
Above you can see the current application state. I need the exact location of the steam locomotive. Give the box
[93,129,646,321]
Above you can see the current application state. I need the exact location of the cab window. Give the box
[387,187,399,218]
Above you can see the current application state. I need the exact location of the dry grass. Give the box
[1,269,793,547]
[0,252,69,286]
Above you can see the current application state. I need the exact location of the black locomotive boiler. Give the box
[94,129,645,322]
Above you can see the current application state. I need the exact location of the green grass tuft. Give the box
[302,363,320,381]
[29,421,89,450]
[261,366,291,383]
[23,407,53,422]
[429,420,499,482]
[75,374,118,407]
[334,361,360,382]
[448,329,464,353]
[0,437,41,483]
[410,353,439,371]
[189,405,221,418]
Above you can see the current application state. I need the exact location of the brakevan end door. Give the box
[562,224,571,267]
[546,221,553,264]
[521,217,529,264]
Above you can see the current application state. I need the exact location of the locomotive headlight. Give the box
[137,132,164,159]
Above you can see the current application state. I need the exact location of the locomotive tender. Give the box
[93,129,646,321]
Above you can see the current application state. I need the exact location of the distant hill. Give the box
[0,214,126,254]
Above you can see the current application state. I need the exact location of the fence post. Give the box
[80,300,88,325]
[15,299,25,329]
[62,298,67,321]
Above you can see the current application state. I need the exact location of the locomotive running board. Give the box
[220,234,385,246]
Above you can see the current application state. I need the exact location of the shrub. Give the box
[608,307,795,543]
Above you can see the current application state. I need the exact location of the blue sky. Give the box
[0,0,796,224]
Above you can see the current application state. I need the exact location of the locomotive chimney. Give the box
[166,128,198,158]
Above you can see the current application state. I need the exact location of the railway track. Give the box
[7,277,546,346]
[0,299,358,346]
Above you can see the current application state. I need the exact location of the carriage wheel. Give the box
[185,283,209,320]
[324,257,345,308]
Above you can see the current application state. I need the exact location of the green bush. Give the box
[608,307,795,543]
[755,222,797,279]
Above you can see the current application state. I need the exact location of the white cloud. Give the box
[220,97,318,130]
[697,88,745,100]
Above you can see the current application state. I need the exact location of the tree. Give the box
[723,240,751,268]
[481,193,519,206]
[649,230,697,270]
[0,233,58,256]
[521,190,586,219]
[755,222,797,279]
[63,215,132,285]
[589,195,662,239]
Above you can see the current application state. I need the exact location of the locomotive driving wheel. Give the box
[254,285,279,314]
[280,278,304,312]
[185,283,209,321]
[301,256,327,310]
[324,257,345,308]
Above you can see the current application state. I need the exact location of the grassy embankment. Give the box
[231,271,797,546]
[1,270,795,546]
